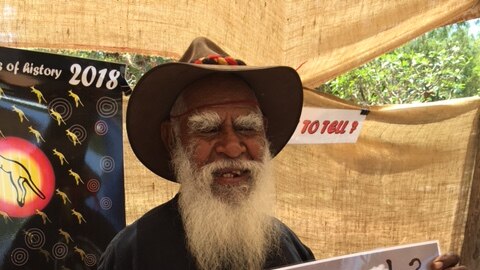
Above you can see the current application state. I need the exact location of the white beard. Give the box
[171,141,279,270]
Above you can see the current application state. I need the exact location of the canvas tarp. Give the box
[1,0,479,87]
[122,93,480,267]
[1,0,480,268]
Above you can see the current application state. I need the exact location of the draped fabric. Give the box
[0,0,479,87]
[122,94,480,267]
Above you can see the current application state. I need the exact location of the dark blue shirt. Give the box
[99,194,315,270]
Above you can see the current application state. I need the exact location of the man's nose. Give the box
[215,128,246,158]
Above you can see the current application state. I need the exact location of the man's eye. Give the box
[197,127,220,134]
[236,126,260,133]
[237,127,254,131]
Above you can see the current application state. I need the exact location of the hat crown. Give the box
[179,37,229,63]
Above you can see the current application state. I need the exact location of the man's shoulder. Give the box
[98,217,138,270]
[273,218,303,241]
[137,194,182,231]
[107,195,178,237]
[139,195,180,221]
[268,218,316,266]
[98,195,183,270]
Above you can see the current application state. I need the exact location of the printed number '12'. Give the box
[69,64,120,90]
[386,258,421,270]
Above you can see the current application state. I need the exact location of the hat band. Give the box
[192,54,246,66]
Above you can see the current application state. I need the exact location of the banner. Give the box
[288,108,367,144]
[0,47,129,270]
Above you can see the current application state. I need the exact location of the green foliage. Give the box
[317,21,480,105]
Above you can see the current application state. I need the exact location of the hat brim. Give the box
[126,62,303,181]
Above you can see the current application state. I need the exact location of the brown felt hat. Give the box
[126,37,303,182]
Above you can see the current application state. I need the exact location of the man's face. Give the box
[168,74,268,199]
[165,75,278,270]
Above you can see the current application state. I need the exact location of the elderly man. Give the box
[99,37,466,270]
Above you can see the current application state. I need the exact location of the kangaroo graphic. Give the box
[59,228,74,244]
[35,209,52,225]
[39,248,52,262]
[55,188,71,204]
[49,109,66,126]
[12,105,29,123]
[68,90,84,107]
[0,154,45,207]
[53,148,69,165]
[74,246,87,261]
[68,169,84,185]
[66,129,82,146]
[30,86,48,104]
[35,209,52,224]
[28,126,46,143]
[71,208,87,224]
[0,210,12,223]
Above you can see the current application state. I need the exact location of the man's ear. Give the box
[160,121,176,153]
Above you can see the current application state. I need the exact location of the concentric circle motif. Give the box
[84,253,97,267]
[87,179,101,193]
[10,248,29,266]
[68,124,87,143]
[52,242,69,260]
[23,228,45,250]
[96,97,118,118]
[100,156,115,173]
[94,120,108,135]
[48,98,73,121]
[100,197,112,210]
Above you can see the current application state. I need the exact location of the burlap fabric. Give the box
[123,93,480,266]
[1,0,479,87]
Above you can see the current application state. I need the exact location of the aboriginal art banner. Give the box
[0,47,129,270]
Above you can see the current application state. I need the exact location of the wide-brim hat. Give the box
[127,37,303,182]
